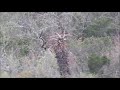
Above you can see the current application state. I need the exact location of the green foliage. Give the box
[17,38,30,46]
[0,12,119,78]
[0,31,3,46]
[17,38,30,57]
[81,36,112,54]
[0,39,3,46]
[20,46,29,56]
[88,54,110,73]
[107,28,119,36]
[4,37,30,57]
[0,31,3,38]
[101,36,112,46]
[0,41,3,46]
[83,17,113,37]
[5,40,15,51]
[94,17,112,28]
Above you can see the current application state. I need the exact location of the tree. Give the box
[49,30,71,77]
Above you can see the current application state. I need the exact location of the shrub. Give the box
[88,54,110,73]
[17,38,30,46]
[4,37,30,56]
[19,46,29,56]
[0,42,2,46]
[5,40,15,51]
[81,36,112,54]
[0,31,3,38]
[83,17,113,37]
[17,38,30,57]
[0,31,3,46]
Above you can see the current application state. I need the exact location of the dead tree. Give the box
[49,30,72,77]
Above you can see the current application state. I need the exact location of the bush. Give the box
[5,40,15,51]
[0,31,3,38]
[83,17,113,37]
[17,38,30,57]
[4,38,30,57]
[17,38,30,46]
[88,54,110,73]
[81,36,112,54]
[0,42,2,46]
[0,31,3,46]
[19,46,29,56]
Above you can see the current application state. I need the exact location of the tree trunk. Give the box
[55,50,71,77]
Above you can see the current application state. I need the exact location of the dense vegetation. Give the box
[88,54,110,73]
[0,12,120,78]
